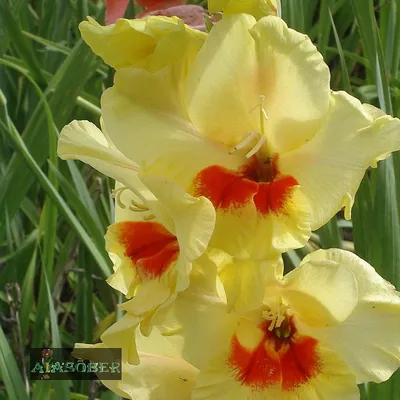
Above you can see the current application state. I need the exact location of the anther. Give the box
[249,95,268,120]
[229,131,258,154]
[142,213,155,221]
[262,302,289,331]
[129,198,149,212]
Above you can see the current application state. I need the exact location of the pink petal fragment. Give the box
[138,5,207,31]
[105,0,130,24]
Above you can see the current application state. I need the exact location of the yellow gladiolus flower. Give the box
[152,250,400,399]
[79,15,206,71]
[209,0,278,19]
[58,120,216,339]
[96,14,400,262]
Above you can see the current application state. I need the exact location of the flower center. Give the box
[227,306,321,392]
[192,96,298,214]
[262,298,291,337]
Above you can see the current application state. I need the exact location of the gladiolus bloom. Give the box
[97,14,400,265]
[58,120,216,346]
[164,250,400,399]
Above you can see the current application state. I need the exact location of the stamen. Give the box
[111,186,130,209]
[230,95,270,158]
[229,131,258,154]
[129,198,149,212]
[111,187,152,219]
[245,135,267,159]
[262,301,289,331]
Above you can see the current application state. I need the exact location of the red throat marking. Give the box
[115,221,179,278]
[227,319,321,392]
[192,154,297,215]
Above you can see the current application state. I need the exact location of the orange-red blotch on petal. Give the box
[192,155,298,215]
[280,334,321,391]
[254,176,299,215]
[116,221,179,278]
[192,165,258,210]
[227,319,321,392]
[228,333,281,390]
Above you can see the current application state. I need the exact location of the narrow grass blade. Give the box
[0,325,29,400]
[1,118,111,277]
[0,1,46,84]
[0,39,100,235]
[43,269,70,399]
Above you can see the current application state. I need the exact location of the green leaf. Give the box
[0,325,29,400]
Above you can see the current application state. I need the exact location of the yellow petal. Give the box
[76,324,199,399]
[101,85,223,167]
[280,257,359,327]
[139,174,216,263]
[279,91,400,229]
[57,120,140,189]
[153,255,237,371]
[218,257,273,312]
[186,15,330,152]
[209,0,278,19]
[299,249,400,384]
[100,313,141,364]
[79,16,205,71]
[115,355,198,400]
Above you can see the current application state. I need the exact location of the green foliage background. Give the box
[0,0,400,398]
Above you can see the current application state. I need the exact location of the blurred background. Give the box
[1,0,400,398]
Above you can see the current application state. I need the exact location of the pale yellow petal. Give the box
[57,120,139,189]
[100,313,141,364]
[185,14,259,147]
[280,258,359,327]
[218,258,271,313]
[186,15,330,153]
[79,16,205,71]
[104,355,198,400]
[279,91,400,229]
[209,0,278,19]
[299,249,400,383]
[101,85,234,167]
[153,255,237,371]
